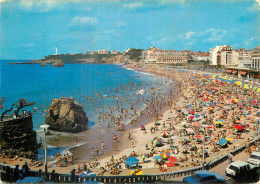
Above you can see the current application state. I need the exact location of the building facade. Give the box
[98,50,109,54]
[210,45,226,65]
[252,52,260,70]
[145,47,188,64]
[111,50,120,54]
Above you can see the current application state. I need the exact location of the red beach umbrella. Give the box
[190,110,195,114]
[195,135,201,138]
[234,124,244,130]
[168,157,178,162]
[189,115,195,119]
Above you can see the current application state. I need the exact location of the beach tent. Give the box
[126,157,138,166]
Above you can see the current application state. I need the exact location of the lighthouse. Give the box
[56,46,58,55]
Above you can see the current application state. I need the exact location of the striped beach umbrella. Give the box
[160,149,171,154]
[140,154,147,159]
[160,152,171,159]
[188,144,196,148]
[153,137,163,144]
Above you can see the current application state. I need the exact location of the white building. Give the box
[219,46,239,67]
[145,47,188,64]
[111,50,120,54]
[141,50,148,60]
[252,52,260,70]
[98,50,109,54]
[210,45,226,65]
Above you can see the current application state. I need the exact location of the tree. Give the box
[15,99,35,117]
[1,103,16,121]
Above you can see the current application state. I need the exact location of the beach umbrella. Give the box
[234,124,244,130]
[215,121,223,125]
[161,131,170,137]
[243,124,250,128]
[189,115,195,120]
[218,138,227,147]
[188,144,196,148]
[165,162,177,167]
[126,157,138,166]
[168,157,178,162]
[226,138,232,142]
[194,114,200,118]
[198,149,208,154]
[160,149,171,154]
[140,154,147,159]
[160,152,171,159]
[242,112,250,116]
[194,122,200,126]
[180,138,190,142]
[153,155,161,160]
[153,137,163,144]
[195,135,201,138]
[190,110,195,114]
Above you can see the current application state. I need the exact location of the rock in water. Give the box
[46,97,88,133]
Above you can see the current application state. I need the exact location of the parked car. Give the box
[247,152,260,167]
[183,170,226,183]
[225,161,257,177]
[15,177,45,183]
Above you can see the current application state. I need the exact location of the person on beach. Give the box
[91,148,95,159]
[228,152,233,163]
[96,147,99,156]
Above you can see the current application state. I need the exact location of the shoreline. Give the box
[0,63,258,177]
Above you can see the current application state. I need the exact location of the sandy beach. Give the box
[0,63,258,177]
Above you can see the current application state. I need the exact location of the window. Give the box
[250,154,260,160]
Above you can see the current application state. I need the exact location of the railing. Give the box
[0,139,257,183]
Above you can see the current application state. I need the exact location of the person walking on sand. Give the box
[228,152,233,163]
[96,147,99,156]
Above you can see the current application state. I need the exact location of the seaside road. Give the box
[162,150,259,183]
[209,150,259,183]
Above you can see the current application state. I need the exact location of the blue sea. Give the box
[0,60,174,130]
[0,60,177,161]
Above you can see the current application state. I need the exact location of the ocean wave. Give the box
[136,71,154,76]
[136,89,145,95]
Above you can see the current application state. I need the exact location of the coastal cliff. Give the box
[46,97,88,133]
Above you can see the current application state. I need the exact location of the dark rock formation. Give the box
[51,59,64,67]
[46,97,88,133]
[0,115,38,152]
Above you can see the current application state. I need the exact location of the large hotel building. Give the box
[143,47,189,64]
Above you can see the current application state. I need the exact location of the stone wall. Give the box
[0,115,38,152]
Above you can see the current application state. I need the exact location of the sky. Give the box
[0,0,259,59]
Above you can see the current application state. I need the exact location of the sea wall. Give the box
[0,115,38,152]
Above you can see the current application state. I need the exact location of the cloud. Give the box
[69,16,98,32]
[185,31,194,39]
[116,21,127,28]
[71,16,98,26]
[123,2,143,9]
[203,28,228,43]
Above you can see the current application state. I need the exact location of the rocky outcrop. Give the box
[51,59,64,67]
[46,98,88,133]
